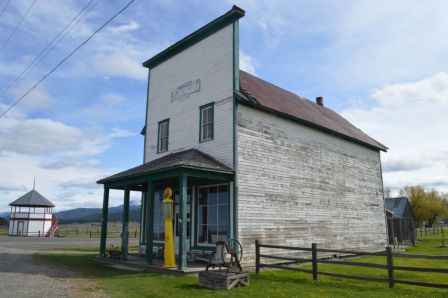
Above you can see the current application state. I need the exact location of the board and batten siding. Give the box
[144,24,234,168]
[236,105,387,265]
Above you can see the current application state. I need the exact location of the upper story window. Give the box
[200,103,214,142]
[157,119,169,153]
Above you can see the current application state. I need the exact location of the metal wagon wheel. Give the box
[221,238,243,269]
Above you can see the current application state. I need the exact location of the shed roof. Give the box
[9,190,55,207]
[238,70,388,151]
[385,197,410,219]
[98,149,233,184]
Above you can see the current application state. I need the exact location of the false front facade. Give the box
[98,6,388,270]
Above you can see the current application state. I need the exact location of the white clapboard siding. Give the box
[236,105,387,266]
[145,24,234,168]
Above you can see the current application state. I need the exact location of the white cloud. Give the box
[109,21,140,34]
[342,72,448,192]
[0,116,84,155]
[0,181,27,192]
[109,128,136,138]
[0,102,139,211]
[59,179,101,189]
[240,51,259,75]
[0,151,113,211]
[372,72,448,108]
[95,52,147,81]
[40,158,99,169]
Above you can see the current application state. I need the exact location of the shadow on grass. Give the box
[174,284,203,290]
[36,253,150,278]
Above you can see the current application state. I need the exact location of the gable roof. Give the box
[98,149,233,184]
[9,190,55,207]
[385,197,410,218]
[237,70,387,151]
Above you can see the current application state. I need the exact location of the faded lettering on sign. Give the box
[171,79,201,102]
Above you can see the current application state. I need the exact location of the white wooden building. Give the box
[98,6,388,270]
[8,190,58,237]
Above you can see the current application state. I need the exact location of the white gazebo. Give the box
[8,190,58,237]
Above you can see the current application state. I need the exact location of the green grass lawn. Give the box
[37,234,448,298]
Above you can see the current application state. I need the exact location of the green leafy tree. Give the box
[399,186,448,227]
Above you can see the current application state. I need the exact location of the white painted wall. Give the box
[145,24,234,168]
[8,211,53,236]
[236,105,387,265]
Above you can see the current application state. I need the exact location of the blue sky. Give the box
[0,0,447,211]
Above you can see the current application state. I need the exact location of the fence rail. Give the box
[255,240,448,289]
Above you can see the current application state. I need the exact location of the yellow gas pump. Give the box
[163,187,176,268]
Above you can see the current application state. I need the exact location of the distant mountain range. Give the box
[0,201,142,224]
[56,200,141,224]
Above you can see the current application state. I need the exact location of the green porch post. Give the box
[122,186,130,260]
[99,186,109,257]
[145,180,154,265]
[178,174,188,271]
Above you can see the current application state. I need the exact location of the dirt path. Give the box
[0,253,107,298]
[0,237,119,297]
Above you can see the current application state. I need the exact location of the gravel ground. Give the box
[0,237,139,297]
[0,236,138,254]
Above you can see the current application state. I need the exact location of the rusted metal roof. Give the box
[238,70,387,151]
[97,149,233,184]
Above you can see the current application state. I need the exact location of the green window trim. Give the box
[157,119,169,153]
[199,102,214,143]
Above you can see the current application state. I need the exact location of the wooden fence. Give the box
[255,240,448,289]
[56,229,139,238]
[417,225,446,237]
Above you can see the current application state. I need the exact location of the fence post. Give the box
[441,227,446,248]
[90,231,92,238]
[255,240,260,274]
[312,243,318,281]
[386,246,395,289]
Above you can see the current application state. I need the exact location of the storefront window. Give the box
[198,184,228,244]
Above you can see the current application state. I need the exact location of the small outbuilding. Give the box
[8,189,58,237]
[385,197,416,245]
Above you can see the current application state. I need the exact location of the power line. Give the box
[0,0,99,101]
[0,0,11,19]
[0,0,136,119]
[0,0,38,53]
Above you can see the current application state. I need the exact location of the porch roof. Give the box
[97,149,233,184]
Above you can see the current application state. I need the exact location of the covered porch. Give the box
[96,149,235,271]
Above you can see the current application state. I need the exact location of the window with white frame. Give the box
[157,119,169,153]
[198,184,228,244]
[200,103,214,142]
